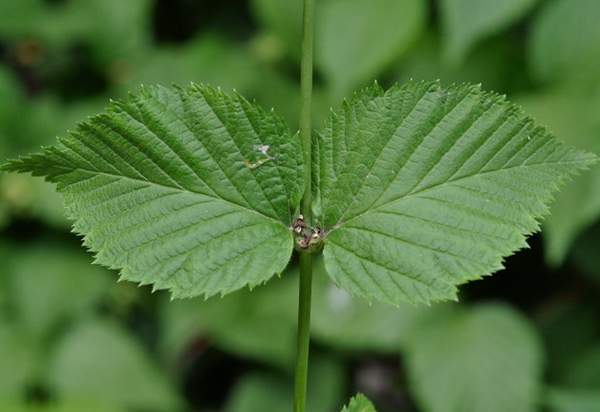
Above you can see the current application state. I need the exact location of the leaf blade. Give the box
[2,84,303,298]
[405,304,543,412]
[318,81,597,305]
[441,0,538,64]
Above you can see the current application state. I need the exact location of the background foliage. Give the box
[1,0,599,411]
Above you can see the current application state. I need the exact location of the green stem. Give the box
[294,253,313,412]
[299,0,314,225]
[294,0,315,411]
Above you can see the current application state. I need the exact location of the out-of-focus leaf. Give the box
[0,242,11,308]
[69,0,152,65]
[0,68,22,226]
[0,322,37,401]
[311,261,425,351]
[224,374,289,412]
[225,356,344,412]
[316,0,426,97]
[160,275,298,368]
[440,0,538,65]
[529,0,600,85]
[0,67,24,152]
[562,345,600,389]
[0,400,123,412]
[517,88,600,265]
[117,34,330,129]
[7,245,112,340]
[22,96,108,154]
[251,0,303,59]
[538,302,599,381]
[0,1,56,41]
[0,175,67,228]
[1,96,106,227]
[396,32,523,93]
[546,388,600,412]
[0,0,151,65]
[341,394,377,412]
[47,320,182,411]
[571,223,600,285]
[405,303,544,412]
[116,35,263,93]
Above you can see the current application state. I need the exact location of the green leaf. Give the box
[3,84,303,299]
[119,35,264,94]
[572,225,600,286]
[316,0,426,97]
[341,394,377,412]
[251,0,303,59]
[315,81,596,306]
[517,87,600,265]
[539,302,599,380]
[405,303,544,412]
[0,0,151,64]
[440,0,538,65]
[562,344,600,389]
[46,320,182,411]
[529,0,600,85]
[0,322,37,400]
[70,0,152,64]
[0,175,68,229]
[251,0,426,96]
[7,244,111,340]
[0,67,24,155]
[396,32,522,93]
[546,388,600,412]
[0,401,122,412]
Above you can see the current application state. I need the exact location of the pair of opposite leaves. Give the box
[3,81,596,306]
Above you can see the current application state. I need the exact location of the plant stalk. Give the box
[299,0,314,224]
[294,252,313,412]
[294,0,315,411]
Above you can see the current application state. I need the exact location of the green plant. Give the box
[2,1,597,411]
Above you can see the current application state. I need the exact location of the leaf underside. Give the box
[315,81,596,306]
[2,84,304,299]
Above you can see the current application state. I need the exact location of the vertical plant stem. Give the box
[300,0,314,223]
[294,0,315,411]
[294,252,313,412]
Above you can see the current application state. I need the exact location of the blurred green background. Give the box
[1,0,600,411]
